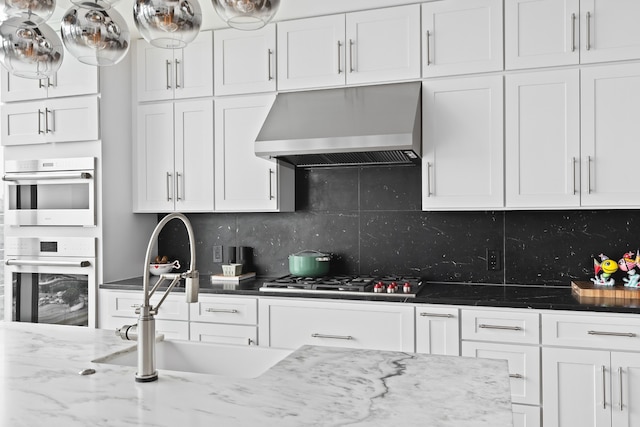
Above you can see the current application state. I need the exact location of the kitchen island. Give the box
[0,322,513,426]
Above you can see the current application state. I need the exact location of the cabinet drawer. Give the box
[190,322,257,346]
[259,299,414,351]
[105,290,189,321]
[190,296,257,325]
[462,309,540,344]
[542,312,640,350]
[462,341,540,405]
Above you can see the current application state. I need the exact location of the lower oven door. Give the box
[4,237,96,327]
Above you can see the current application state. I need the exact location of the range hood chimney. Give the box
[255,81,422,168]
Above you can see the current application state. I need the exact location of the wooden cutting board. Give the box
[571,281,640,304]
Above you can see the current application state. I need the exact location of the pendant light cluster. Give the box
[0,0,277,79]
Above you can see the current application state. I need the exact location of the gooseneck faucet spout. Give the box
[116,212,199,382]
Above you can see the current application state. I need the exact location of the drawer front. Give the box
[259,299,414,351]
[155,319,190,340]
[106,291,190,321]
[190,296,258,325]
[512,404,541,427]
[462,341,540,405]
[542,312,640,350]
[462,309,540,344]
[190,322,258,346]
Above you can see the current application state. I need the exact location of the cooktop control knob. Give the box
[387,281,398,293]
[373,282,385,293]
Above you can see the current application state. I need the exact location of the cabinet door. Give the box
[422,0,503,77]
[276,14,346,91]
[190,323,257,346]
[134,103,175,212]
[422,76,504,210]
[345,4,421,85]
[463,341,540,405]
[258,299,415,352]
[0,70,48,102]
[542,347,612,427]
[174,100,214,211]
[580,0,640,64]
[47,55,99,99]
[0,101,48,145]
[581,63,640,207]
[505,0,580,69]
[214,94,289,212]
[214,25,276,96]
[174,30,213,100]
[512,404,541,427]
[45,96,99,143]
[505,69,580,208]
[611,351,640,427]
[415,306,459,356]
[136,38,175,102]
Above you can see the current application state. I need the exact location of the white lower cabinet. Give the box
[97,289,189,340]
[258,298,414,351]
[414,305,459,355]
[189,295,259,345]
[542,312,640,427]
[462,308,541,427]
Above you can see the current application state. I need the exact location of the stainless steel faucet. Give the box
[116,212,199,382]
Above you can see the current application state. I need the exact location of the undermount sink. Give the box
[93,340,293,378]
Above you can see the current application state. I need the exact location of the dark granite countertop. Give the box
[101,277,640,315]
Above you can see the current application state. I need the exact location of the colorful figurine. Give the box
[591,253,618,286]
[623,270,640,288]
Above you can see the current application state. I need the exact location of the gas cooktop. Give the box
[259,275,424,298]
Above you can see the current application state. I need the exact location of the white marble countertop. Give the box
[0,322,513,426]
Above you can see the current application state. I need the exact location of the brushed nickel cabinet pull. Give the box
[267,49,273,81]
[349,39,354,73]
[586,11,592,50]
[420,312,453,318]
[312,333,353,340]
[205,308,238,313]
[337,40,342,74]
[571,13,576,52]
[166,60,172,89]
[268,168,274,200]
[602,365,606,409]
[45,108,53,133]
[175,59,181,89]
[37,109,44,134]
[618,366,623,411]
[478,324,522,331]
[166,172,173,202]
[175,172,181,201]
[426,162,432,197]
[426,30,431,65]
[588,330,636,337]
[509,373,524,379]
[572,157,577,194]
[586,156,593,194]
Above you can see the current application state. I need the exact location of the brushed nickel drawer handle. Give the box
[420,312,454,318]
[509,373,523,379]
[618,367,623,411]
[478,324,522,331]
[311,333,353,340]
[588,330,636,338]
[205,308,238,314]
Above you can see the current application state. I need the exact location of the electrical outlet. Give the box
[487,249,500,271]
[213,245,223,263]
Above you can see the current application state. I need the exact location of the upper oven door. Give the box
[3,157,95,227]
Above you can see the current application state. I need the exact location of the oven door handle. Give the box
[5,259,92,268]
[2,172,92,181]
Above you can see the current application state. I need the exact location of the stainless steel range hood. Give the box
[255,81,422,167]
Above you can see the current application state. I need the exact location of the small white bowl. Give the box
[149,260,180,276]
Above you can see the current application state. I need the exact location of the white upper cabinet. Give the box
[1,50,99,102]
[136,31,213,102]
[1,96,99,146]
[276,14,346,91]
[214,95,294,212]
[581,63,640,207]
[276,4,420,91]
[134,99,214,212]
[506,0,640,69]
[505,0,580,69]
[422,0,503,78]
[422,76,504,210]
[505,69,581,208]
[214,25,276,96]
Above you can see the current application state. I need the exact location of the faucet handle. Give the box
[185,270,199,303]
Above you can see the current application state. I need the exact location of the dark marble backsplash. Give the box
[159,165,640,287]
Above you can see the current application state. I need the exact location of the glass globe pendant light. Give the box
[0,17,63,78]
[60,3,130,66]
[0,0,56,24]
[133,0,202,49]
[211,0,279,31]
